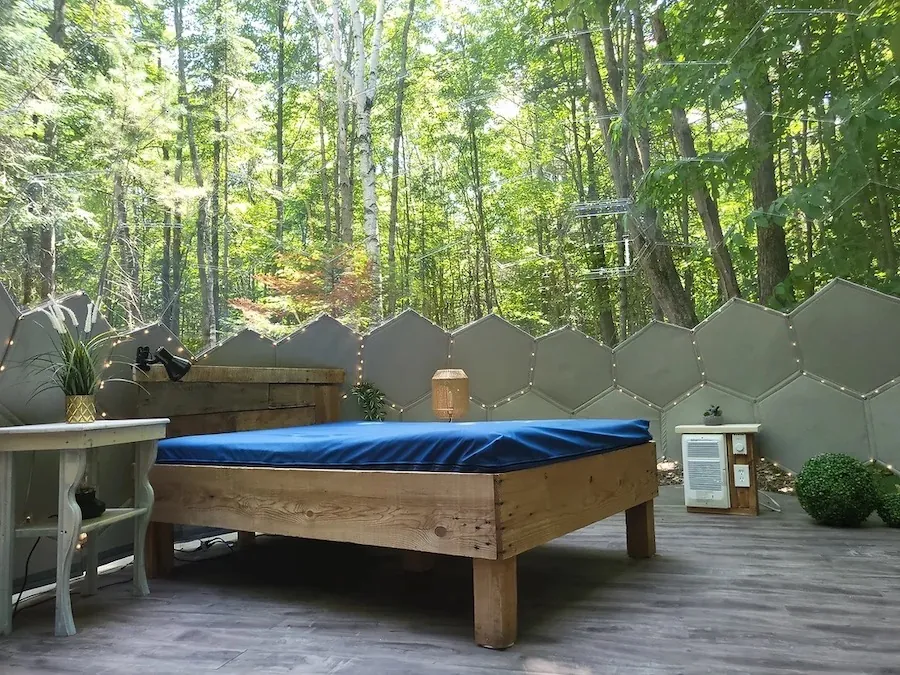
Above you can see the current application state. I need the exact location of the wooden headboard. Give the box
[132,365,345,437]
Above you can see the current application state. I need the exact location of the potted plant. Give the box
[703,405,723,426]
[351,382,387,421]
[29,298,139,518]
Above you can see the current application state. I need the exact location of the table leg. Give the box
[83,449,99,596]
[133,440,157,597]
[56,449,87,637]
[473,557,517,649]
[0,452,15,636]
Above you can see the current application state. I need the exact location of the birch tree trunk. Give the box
[350,0,386,318]
[275,3,285,256]
[315,35,332,243]
[387,0,415,316]
[332,0,352,243]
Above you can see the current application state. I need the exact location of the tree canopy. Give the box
[1,0,897,351]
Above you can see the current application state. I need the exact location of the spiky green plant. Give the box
[26,299,140,398]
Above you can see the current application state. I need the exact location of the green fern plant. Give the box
[351,382,386,421]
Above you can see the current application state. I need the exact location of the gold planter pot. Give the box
[65,395,96,424]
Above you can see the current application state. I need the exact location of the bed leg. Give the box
[237,531,256,550]
[473,557,517,649]
[626,499,656,559]
[145,522,174,579]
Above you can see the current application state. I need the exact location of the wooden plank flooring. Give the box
[2,488,899,674]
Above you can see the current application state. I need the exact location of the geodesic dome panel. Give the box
[694,300,796,398]
[532,328,613,410]
[276,315,360,391]
[790,280,900,394]
[450,314,534,405]
[197,329,276,367]
[613,322,701,408]
[577,389,662,457]
[362,310,450,407]
[492,392,570,421]
[868,382,900,469]
[758,374,869,470]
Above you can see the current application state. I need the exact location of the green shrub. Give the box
[876,490,900,528]
[795,453,877,527]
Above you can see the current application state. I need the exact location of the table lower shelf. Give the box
[15,507,149,538]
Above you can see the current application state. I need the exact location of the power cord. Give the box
[13,538,42,617]
[174,536,235,561]
[760,492,782,513]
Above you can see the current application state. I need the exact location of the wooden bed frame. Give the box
[135,365,658,649]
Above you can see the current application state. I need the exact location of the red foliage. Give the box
[230,247,376,331]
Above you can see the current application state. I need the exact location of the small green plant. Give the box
[704,405,721,418]
[876,488,900,528]
[27,298,136,397]
[351,382,386,421]
[795,453,878,527]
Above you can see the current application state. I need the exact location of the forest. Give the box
[0,0,897,351]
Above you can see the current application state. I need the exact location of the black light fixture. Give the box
[134,345,192,382]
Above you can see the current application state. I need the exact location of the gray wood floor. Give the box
[2,489,899,675]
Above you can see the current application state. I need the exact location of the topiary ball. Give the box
[876,491,900,528]
[795,453,877,527]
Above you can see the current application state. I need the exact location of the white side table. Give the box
[0,418,169,636]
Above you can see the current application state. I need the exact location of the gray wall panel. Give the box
[275,315,361,391]
[197,329,276,367]
[868,382,900,467]
[492,392,571,420]
[533,328,613,411]
[577,389,662,457]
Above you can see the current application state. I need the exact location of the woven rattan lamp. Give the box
[432,369,469,421]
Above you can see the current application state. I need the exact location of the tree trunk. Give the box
[38,0,66,299]
[161,142,173,326]
[651,11,740,300]
[315,35,332,243]
[171,116,184,337]
[113,174,140,325]
[578,22,697,327]
[175,0,214,346]
[350,0,386,319]
[332,0,352,243]
[744,70,790,304]
[386,0,415,317]
[275,3,285,257]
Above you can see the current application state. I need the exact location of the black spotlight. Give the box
[135,345,192,382]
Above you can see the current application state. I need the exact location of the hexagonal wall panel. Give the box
[695,300,796,398]
[0,283,19,367]
[614,322,701,408]
[276,315,360,391]
[662,386,755,454]
[533,328,613,410]
[197,329,276,367]
[451,314,534,405]
[868,383,900,469]
[401,394,488,422]
[791,280,900,394]
[363,310,450,407]
[758,375,869,470]
[577,389,662,456]
[492,392,570,421]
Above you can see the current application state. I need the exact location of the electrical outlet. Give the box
[734,464,751,488]
[732,433,748,455]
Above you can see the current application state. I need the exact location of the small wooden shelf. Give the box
[15,507,149,539]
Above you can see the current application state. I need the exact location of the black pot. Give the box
[75,488,107,520]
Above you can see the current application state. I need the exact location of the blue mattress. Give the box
[156,419,652,473]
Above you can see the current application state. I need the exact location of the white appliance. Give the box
[682,433,730,509]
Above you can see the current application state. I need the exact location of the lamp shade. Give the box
[432,369,470,421]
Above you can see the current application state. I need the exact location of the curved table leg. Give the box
[133,440,157,597]
[0,452,14,636]
[56,449,87,637]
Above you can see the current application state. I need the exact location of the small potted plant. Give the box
[703,405,723,426]
[351,382,387,421]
